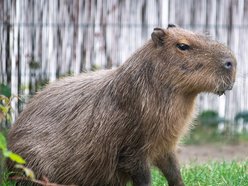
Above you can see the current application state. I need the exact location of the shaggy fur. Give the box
[8,26,236,186]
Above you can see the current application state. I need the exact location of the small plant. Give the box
[0,93,26,185]
[196,110,226,127]
[0,84,11,98]
[0,95,17,125]
[0,132,27,184]
[29,59,40,70]
[35,78,49,92]
[235,111,248,123]
[0,133,26,165]
[0,84,12,128]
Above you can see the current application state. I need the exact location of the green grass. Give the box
[1,171,16,186]
[152,161,248,186]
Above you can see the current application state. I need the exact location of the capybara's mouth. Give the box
[215,83,234,96]
[216,90,225,96]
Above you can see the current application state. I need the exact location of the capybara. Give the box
[8,24,236,186]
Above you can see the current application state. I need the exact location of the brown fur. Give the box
[7,25,236,186]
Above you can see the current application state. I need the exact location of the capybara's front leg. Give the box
[155,152,185,186]
[130,163,151,186]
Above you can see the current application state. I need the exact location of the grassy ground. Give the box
[3,161,248,185]
[1,170,16,186]
[152,161,248,186]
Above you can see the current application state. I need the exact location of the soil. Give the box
[177,143,248,164]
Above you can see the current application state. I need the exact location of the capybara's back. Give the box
[8,25,236,186]
[8,71,130,185]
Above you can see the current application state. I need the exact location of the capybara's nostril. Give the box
[224,60,233,70]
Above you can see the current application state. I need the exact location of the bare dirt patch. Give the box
[178,143,248,164]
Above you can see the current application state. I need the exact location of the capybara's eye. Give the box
[176,43,190,51]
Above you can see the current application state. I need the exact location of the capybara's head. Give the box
[151,24,236,95]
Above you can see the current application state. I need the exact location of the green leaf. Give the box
[15,164,35,180]
[0,84,11,98]
[0,104,8,112]
[5,151,26,164]
[0,132,7,150]
[2,150,10,157]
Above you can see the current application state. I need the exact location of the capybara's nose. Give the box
[223,59,234,70]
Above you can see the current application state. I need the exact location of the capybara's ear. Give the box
[167,24,176,28]
[151,28,165,46]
